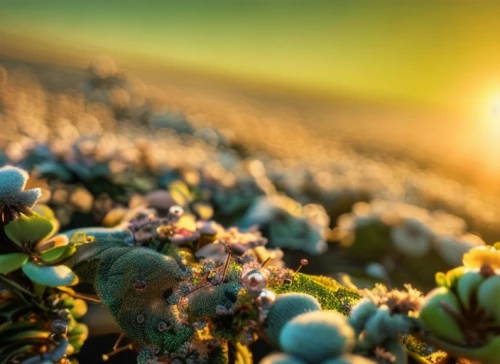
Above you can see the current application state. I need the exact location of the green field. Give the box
[2,0,500,114]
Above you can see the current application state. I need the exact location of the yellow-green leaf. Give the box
[5,212,56,248]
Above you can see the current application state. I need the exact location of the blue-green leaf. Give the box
[22,262,79,287]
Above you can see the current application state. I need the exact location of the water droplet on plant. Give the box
[256,289,276,310]
[243,270,267,292]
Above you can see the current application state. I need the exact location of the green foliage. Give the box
[2,158,498,364]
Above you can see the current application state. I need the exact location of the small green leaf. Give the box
[32,204,56,220]
[5,212,57,248]
[22,262,79,287]
[0,253,29,274]
[39,246,72,264]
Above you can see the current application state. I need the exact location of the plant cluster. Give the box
[1,59,500,364]
[2,164,500,364]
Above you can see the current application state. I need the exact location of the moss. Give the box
[400,334,448,363]
[272,273,361,315]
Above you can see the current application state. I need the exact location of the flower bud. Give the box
[419,287,465,345]
[477,275,500,323]
[456,271,485,311]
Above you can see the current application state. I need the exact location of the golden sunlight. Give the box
[476,90,500,175]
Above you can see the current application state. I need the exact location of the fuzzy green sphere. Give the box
[263,293,321,348]
[280,310,355,363]
[347,298,378,335]
[0,165,40,208]
[260,353,307,364]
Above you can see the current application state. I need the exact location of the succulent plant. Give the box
[279,310,356,362]
[0,165,41,221]
[419,245,500,362]
[1,211,95,287]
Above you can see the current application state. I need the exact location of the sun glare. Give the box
[476,91,500,175]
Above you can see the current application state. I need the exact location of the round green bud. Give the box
[477,275,500,323]
[456,271,485,311]
[263,293,321,348]
[348,299,378,335]
[280,311,355,363]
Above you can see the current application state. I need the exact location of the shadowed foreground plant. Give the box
[0,164,496,364]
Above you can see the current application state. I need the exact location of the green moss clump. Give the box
[272,273,361,315]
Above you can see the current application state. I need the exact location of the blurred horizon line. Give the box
[0,30,465,121]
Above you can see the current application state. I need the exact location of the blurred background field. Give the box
[2,1,500,361]
[3,1,500,185]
